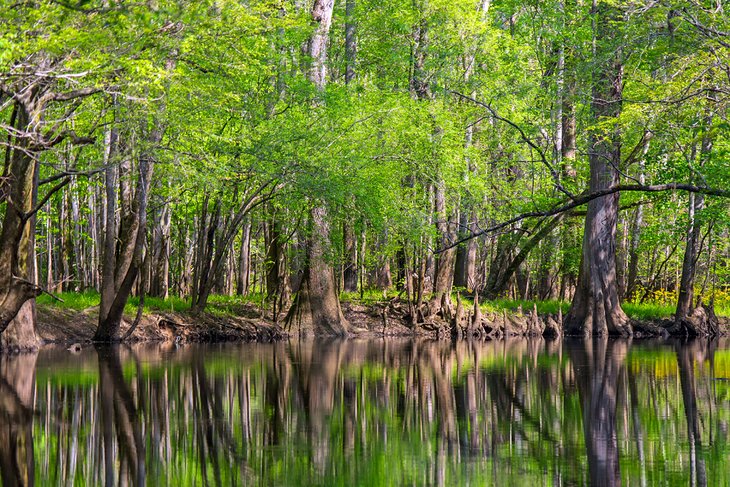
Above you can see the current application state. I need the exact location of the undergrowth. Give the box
[35,288,729,320]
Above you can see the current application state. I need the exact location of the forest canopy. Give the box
[1,0,730,347]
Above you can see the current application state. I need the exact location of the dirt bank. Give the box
[34,298,730,346]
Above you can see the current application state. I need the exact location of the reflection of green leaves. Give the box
[26,340,730,486]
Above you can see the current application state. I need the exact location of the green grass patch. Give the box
[340,289,397,305]
[36,290,101,311]
[127,295,191,314]
[476,298,570,316]
[622,302,675,320]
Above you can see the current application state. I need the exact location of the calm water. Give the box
[0,338,728,486]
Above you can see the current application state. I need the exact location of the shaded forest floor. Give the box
[34,290,730,345]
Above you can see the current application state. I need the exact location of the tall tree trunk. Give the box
[483,231,518,299]
[342,0,359,294]
[343,222,358,293]
[0,104,42,347]
[286,207,350,335]
[265,215,283,300]
[432,181,457,305]
[675,122,712,329]
[150,190,171,299]
[676,191,704,320]
[625,145,648,300]
[565,1,631,336]
[236,220,252,295]
[286,0,350,335]
[95,134,154,341]
[345,0,356,84]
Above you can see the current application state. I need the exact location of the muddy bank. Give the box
[36,304,286,345]
[34,298,729,346]
[340,300,718,339]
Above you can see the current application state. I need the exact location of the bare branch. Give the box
[450,90,577,201]
[39,167,104,185]
[22,177,72,222]
[436,183,730,253]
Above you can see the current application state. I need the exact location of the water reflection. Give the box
[0,353,36,487]
[0,338,727,486]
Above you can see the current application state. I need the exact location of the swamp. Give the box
[2,0,730,485]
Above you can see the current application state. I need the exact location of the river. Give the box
[0,338,728,486]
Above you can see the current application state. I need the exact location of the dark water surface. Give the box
[1,338,728,486]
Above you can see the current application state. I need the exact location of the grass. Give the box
[37,290,101,311]
[622,302,675,320]
[340,289,396,305]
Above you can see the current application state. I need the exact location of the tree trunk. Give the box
[266,216,284,299]
[564,1,631,336]
[345,0,356,84]
[236,221,252,295]
[96,109,157,341]
[625,204,644,300]
[285,0,350,335]
[675,123,712,331]
[0,104,42,345]
[95,145,154,341]
[309,0,334,89]
[285,207,350,336]
[150,191,171,299]
[483,231,518,300]
[343,222,358,292]
[676,191,704,320]
[432,181,457,307]
[343,0,359,294]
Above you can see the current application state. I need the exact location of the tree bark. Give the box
[0,103,42,347]
[432,180,457,306]
[95,137,154,341]
[343,222,358,293]
[236,220,252,295]
[150,190,171,299]
[345,0,356,84]
[310,0,334,89]
[564,1,631,336]
[625,219,642,300]
[286,207,350,336]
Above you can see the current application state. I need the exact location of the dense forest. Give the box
[2,0,730,349]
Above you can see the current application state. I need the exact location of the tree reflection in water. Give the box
[567,338,626,487]
[0,338,727,485]
[0,352,36,487]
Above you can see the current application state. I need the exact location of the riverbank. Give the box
[33,292,730,345]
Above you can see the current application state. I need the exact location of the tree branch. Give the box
[436,183,730,253]
[450,90,577,201]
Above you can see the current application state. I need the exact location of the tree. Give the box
[1,56,97,349]
[564,1,631,336]
[285,0,351,336]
